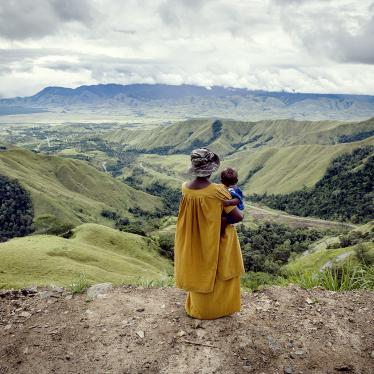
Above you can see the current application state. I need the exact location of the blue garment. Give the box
[226,186,245,224]
[228,186,245,210]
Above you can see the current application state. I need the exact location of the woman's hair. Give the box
[220,167,238,186]
[188,148,220,177]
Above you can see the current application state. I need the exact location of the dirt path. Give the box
[1,285,373,373]
[248,205,357,230]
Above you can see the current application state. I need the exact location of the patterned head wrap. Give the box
[188,148,220,177]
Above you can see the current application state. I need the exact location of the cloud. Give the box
[0,0,373,97]
[271,0,374,64]
[0,0,94,40]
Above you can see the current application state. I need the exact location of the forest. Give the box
[0,175,34,242]
[250,147,374,223]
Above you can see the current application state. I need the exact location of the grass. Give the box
[0,223,172,290]
[240,272,288,291]
[287,262,374,291]
[104,117,374,195]
[68,273,90,294]
[0,147,162,233]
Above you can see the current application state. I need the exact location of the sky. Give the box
[0,0,373,98]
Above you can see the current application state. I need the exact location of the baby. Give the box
[221,167,245,234]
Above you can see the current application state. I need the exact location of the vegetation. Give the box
[287,261,374,291]
[68,273,90,294]
[0,175,34,242]
[251,147,374,223]
[237,222,325,274]
[0,223,172,289]
[0,147,162,233]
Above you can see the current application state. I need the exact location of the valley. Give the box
[0,101,373,292]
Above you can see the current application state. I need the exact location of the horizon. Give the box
[0,0,373,98]
[3,82,374,101]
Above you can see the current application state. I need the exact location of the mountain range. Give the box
[1,83,374,120]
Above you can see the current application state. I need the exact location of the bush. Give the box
[157,235,174,260]
[0,175,34,242]
[68,273,90,294]
[241,272,287,291]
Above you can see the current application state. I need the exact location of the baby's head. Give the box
[220,167,238,187]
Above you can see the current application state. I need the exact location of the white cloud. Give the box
[0,0,373,98]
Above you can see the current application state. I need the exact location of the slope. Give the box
[0,223,172,289]
[0,146,162,233]
[105,117,374,156]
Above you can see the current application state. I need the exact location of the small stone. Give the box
[284,367,293,374]
[102,328,108,333]
[136,330,145,339]
[242,365,251,371]
[305,298,314,305]
[65,294,73,300]
[19,311,31,318]
[370,351,374,359]
[4,324,12,330]
[294,350,305,356]
[160,304,165,309]
[86,283,113,299]
[51,286,64,293]
[194,320,203,329]
[136,308,145,312]
[23,347,29,354]
[177,330,186,337]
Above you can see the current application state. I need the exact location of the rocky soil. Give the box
[1,285,373,374]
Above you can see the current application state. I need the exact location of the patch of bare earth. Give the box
[1,285,373,373]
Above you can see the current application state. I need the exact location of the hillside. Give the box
[105,117,374,156]
[122,138,374,196]
[104,117,374,195]
[285,221,374,274]
[1,285,373,373]
[251,147,374,222]
[0,147,162,233]
[0,223,172,289]
[2,83,374,120]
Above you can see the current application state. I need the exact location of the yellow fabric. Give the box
[185,276,241,320]
[174,182,245,294]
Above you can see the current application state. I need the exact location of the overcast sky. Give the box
[0,0,373,98]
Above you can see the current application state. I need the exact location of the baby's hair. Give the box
[221,167,238,186]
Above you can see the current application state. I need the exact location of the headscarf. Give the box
[188,148,220,177]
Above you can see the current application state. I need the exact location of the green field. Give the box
[0,223,172,289]
[0,146,162,233]
[104,117,374,194]
[285,222,374,274]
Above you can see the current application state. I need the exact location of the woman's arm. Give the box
[223,198,240,206]
[226,207,244,223]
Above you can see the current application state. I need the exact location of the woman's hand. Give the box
[227,207,244,223]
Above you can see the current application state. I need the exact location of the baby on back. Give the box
[220,167,245,234]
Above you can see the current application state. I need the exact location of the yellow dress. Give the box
[174,183,245,319]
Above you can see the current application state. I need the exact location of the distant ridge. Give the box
[1,83,374,120]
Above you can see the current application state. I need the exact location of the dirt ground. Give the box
[1,285,373,374]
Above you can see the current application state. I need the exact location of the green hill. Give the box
[251,146,374,222]
[0,147,162,233]
[0,223,172,289]
[121,136,373,196]
[105,117,374,156]
[104,117,374,195]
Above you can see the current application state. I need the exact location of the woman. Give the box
[174,148,245,320]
